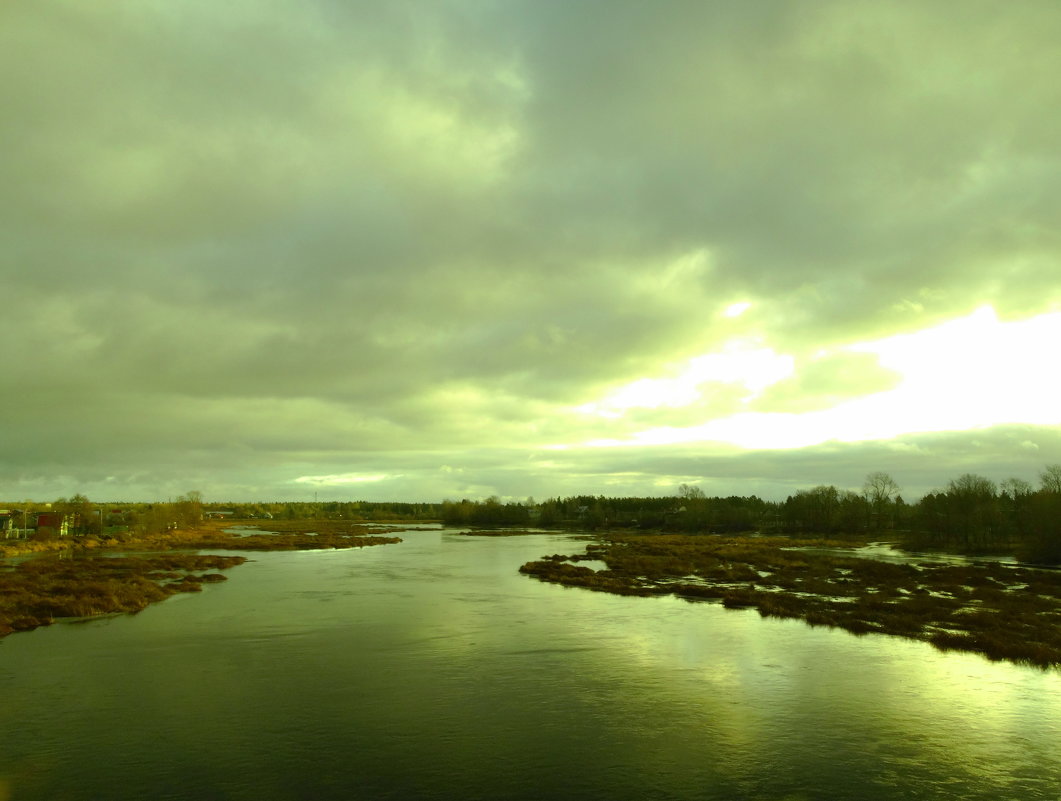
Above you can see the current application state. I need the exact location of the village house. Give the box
[0,509,39,540]
[34,512,70,537]
[0,510,18,539]
[204,509,236,519]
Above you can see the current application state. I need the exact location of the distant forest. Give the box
[438,466,1061,564]
[9,465,1061,564]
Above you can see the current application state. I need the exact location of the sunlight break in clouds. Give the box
[294,474,393,487]
[848,306,1061,431]
[723,302,752,318]
[577,342,794,419]
[577,307,1061,451]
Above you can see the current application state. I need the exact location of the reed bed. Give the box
[0,553,245,636]
[520,533,1061,669]
[104,519,403,552]
[0,520,404,638]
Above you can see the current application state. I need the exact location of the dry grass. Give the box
[0,519,403,639]
[221,518,405,536]
[0,554,246,636]
[520,533,1061,669]
[92,519,403,552]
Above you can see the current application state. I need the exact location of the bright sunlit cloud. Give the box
[577,341,794,419]
[723,302,752,318]
[580,307,1061,451]
[294,473,393,486]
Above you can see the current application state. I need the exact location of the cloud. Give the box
[2,1,1060,501]
[753,351,901,414]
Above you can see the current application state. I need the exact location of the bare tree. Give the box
[1040,464,1061,494]
[1000,477,1033,498]
[863,472,900,530]
[678,483,706,500]
[947,473,997,498]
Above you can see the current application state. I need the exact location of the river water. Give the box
[2,527,1059,800]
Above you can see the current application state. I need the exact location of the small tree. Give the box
[1040,464,1061,494]
[945,474,999,551]
[837,490,870,533]
[678,484,706,500]
[1000,477,1033,498]
[783,486,842,533]
[863,472,900,531]
[55,494,99,536]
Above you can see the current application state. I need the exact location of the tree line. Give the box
[441,465,1061,563]
[9,464,1061,562]
[3,497,442,540]
[781,466,1061,562]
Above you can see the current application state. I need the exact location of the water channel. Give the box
[2,527,1059,800]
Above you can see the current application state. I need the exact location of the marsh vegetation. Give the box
[124,519,404,552]
[0,553,246,637]
[520,533,1061,669]
[0,520,403,639]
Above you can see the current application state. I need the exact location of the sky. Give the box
[2,0,1060,504]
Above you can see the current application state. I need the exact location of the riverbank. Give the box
[0,520,403,638]
[0,518,403,557]
[520,533,1061,669]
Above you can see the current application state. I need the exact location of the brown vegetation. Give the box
[0,520,403,639]
[0,520,402,559]
[113,519,404,552]
[520,533,1061,669]
[0,554,246,637]
[0,520,404,560]
[222,518,406,536]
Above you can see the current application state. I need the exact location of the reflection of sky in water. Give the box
[1,528,1059,800]
[797,541,1022,567]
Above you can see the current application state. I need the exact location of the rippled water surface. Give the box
[2,528,1060,800]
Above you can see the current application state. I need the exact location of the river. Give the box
[1,526,1059,800]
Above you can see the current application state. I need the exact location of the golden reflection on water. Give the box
[550,587,1061,795]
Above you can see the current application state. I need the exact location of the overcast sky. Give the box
[3,1,1060,503]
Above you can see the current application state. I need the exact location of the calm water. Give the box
[2,527,1060,800]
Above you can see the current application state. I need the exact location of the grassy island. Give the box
[520,533,1061,669]
[0,553,247,637]
[0,519,402,638]
[110,518,404,553]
